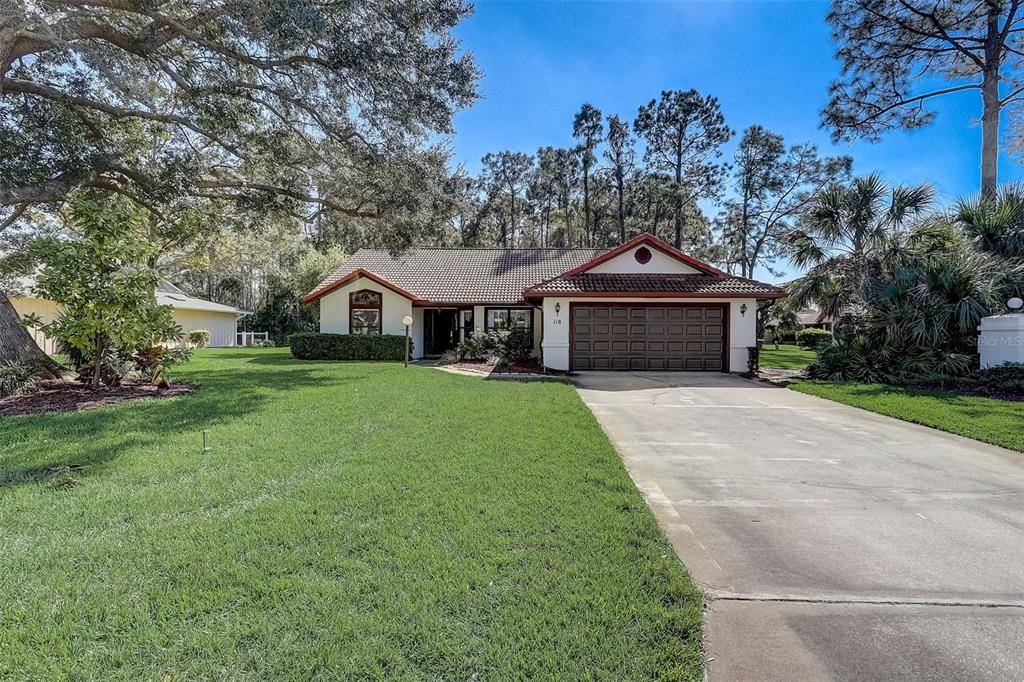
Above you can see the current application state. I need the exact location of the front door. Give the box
[424,309,459,355]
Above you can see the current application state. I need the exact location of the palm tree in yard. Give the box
[784,173,935,327]
[953,184,1024,259]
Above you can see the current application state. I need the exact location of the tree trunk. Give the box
[91,334,103,389]
[980,75,1000,199]
[509,189,516,248]
[981,9,1001,198]
[0,294,65,378]
[673,152,684,249]
[616,171,625,244]
[582,166,591,247]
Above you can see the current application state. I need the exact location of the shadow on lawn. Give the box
[0,366,362,490]
[211,351,409,368]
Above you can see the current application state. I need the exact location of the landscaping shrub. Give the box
[289,332,412,361]
[975,363,1024,394]
[437,349,462,365]
[24,194,184,388]
[255,339,276,348]
[0,363,37,398]
[449,328,533,364]
[747,346,760,374]
[188,329,212,347]
[809,334,972,384]
[797,327,833,349]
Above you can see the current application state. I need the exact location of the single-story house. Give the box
[11,282,251,354]
[302,233,785,372]
[798,307,834,331]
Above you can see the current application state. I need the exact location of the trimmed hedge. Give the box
[289,332,412,361]
[797,327,833,349]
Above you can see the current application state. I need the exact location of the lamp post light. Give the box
[402,315,413,367]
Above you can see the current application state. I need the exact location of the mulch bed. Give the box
[443,359,550,376]
[0,378,196,417]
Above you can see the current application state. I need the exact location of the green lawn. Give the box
[790,380,1024,453]
[760,343,816,369]
[0,349,702,680]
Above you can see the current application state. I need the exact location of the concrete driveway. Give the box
[574,372,1024,681]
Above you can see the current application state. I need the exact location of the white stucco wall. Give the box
[588,245,702,274]
[541,297,757,372]
[318,276,419,358]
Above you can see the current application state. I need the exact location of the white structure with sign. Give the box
[978,298,1024,369]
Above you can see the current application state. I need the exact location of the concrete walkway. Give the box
[574,372,1024,681]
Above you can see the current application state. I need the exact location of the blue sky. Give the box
[449,0,1022,281]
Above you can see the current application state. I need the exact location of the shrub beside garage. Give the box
[289,332,412,361]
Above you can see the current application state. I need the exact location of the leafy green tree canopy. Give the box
[1,0,479,226]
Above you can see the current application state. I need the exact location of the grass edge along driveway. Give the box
[0,348,703,680]
[790,380,1024,454]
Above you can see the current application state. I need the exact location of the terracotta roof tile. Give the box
[525,273,786,297]
[307,247,605,304]
[305,247,785,303]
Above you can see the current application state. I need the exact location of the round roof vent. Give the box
[635,246,652,264]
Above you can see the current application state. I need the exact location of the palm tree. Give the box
[953,184,1024,259]
[784,173,935,327]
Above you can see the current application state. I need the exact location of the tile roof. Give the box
[524,273,786,297]
[306,247,605,304]
[156,281,251,315]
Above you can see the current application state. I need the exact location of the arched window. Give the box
[350,289,382,335]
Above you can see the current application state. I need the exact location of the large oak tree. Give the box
[0,0,478,368]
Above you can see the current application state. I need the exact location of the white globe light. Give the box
[1008,297,1024,311]
[402,315,414,327]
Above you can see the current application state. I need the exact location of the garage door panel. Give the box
[572,304,726,371]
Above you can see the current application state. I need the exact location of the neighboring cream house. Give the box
[11,282,250,353]
[303,233,785,372]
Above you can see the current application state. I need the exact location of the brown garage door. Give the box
[571,304,726,371]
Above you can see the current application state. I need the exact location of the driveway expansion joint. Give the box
[705,590,1024,609]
